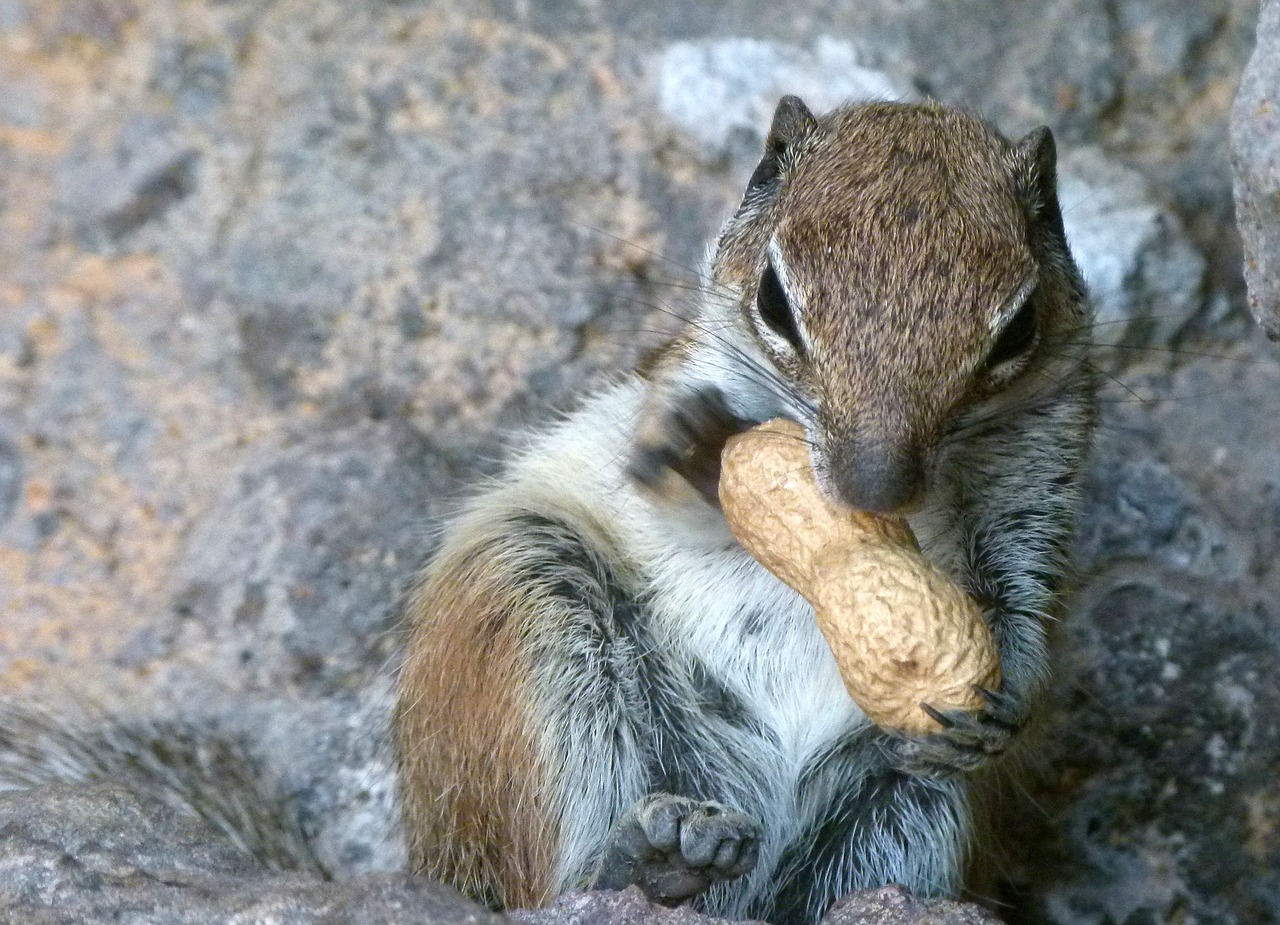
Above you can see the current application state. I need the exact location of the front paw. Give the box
[629,388,752,506]
[885,687,1026,779]
[591,793,761,905]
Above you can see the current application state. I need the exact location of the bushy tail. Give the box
[0,699,324,874]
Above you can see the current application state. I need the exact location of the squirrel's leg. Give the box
[485,513,762,907]
[766,751,969,925]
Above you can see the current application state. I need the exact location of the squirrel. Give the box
[393,96,1097,924]
[0,97,1096,923]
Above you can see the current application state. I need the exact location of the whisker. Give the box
[1080,357,1152,406]
[1059,341,1267,365]
[1058,310,1210,334]
[602,287,819,418]
[946,352,1093,441]
[569,223,738,300]
[756,428,819,452]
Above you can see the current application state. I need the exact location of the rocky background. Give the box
[1,0,1278,923]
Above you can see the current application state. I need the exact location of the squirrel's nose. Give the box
[828,440,926,516]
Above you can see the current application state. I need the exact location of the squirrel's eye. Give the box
[756,264,804,352]
[985,299,1038,368]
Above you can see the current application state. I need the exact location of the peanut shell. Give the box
[718,419,1001,734]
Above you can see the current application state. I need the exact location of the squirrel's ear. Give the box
[1017,126,1057,194]
[745,95,817,192]
[1013,125,1067,239]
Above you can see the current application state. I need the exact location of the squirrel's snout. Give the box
[826,440,927,516]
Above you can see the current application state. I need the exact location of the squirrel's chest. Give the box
[640,538,870,768]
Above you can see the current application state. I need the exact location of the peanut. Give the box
[718,419,1001,734]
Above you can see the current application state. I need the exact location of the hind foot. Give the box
[591,793,760,905]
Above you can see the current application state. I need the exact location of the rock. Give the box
[0,0,692,700]
[56,114,201,249]
[510,886,1003,925]
[0,434,20,528]
[1059,147,1206,352]
[0,689,404,880]
[0,784,1002,925]
[0,0,1275,923]
[814,0,1121,145]
[824,886,1003,924]
[157,422,444,697]
[1232,0,1280,339]
[0,782,501,925]
[0,780,1006,925]
[511,889,762,925]
[652,37,914,164]
[1002,339,1280,925]
[243,687,406,876]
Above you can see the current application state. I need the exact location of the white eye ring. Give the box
[984,300,1039,371]
[754,241,811,357]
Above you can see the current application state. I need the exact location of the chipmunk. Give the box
[394,97,1097,924]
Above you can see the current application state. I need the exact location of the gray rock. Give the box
[510,886,1003,925]
[823,886,1003,925]
[0,434,20,527]
[1232,0,1280,339]
[56,114,200,249]
[0,0,1275,923]
[1004,340,1280,925]
[242,686,406,877]
[0,782,502,925]
[158,421,443,697]
[1059,147,1206,352]
[0,781,1002,925]
[1075,444,1247,584]
[0,690,404,881]
[511,889,762,925]
[651,37,914,164]
[821,0,1121,143]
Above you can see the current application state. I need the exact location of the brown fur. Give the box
[706,101,1052,512]
[395,527,560,909]
[393,99,1086,913]
[721,103,1037,443]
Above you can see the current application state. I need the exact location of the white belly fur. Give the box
[503,380,872,896]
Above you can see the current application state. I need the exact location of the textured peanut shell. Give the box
[718,419,1001,734]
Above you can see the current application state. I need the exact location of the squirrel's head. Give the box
[703,97,1088,514]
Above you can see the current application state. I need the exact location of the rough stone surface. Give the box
[0,688,405,878]
[511,887,1002,925]
[511,890,766,925]
[0,783,1006,925]
[824,887,1004,925]
[1000,339,1280,925]
[652,38,915,165]
[1059,147,1206,350]
[0,1,1276,924]
[0,782,503,925]
[1232,0,1280,338]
